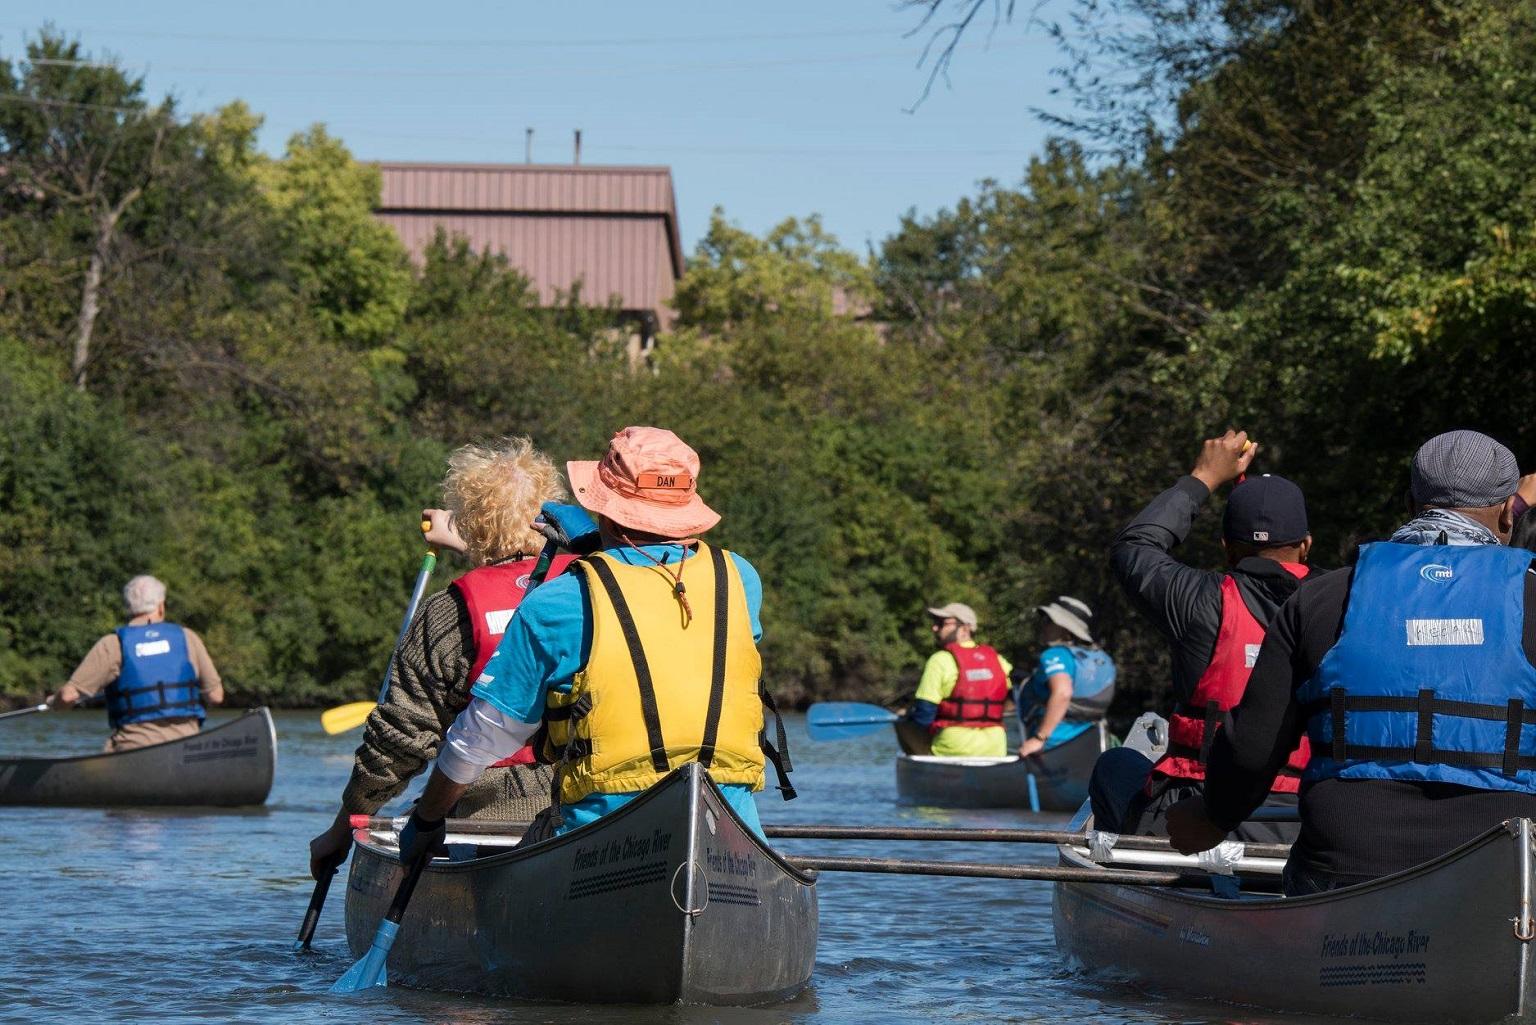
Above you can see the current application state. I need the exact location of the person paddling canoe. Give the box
[1015,597,1116,758]
[897,603,1013,758]
[393,426,795,864]
[1089,429,1317,841]
[309,437,573,881]
[1170,431,1536,895]
[46,575,224,752]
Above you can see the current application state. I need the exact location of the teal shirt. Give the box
[1019,646,1095,746]
[472,543,765,836]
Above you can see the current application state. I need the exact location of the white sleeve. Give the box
[436,698,541,785]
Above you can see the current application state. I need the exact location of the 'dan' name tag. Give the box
[1406,618,1485,646]
[135,639,172,657]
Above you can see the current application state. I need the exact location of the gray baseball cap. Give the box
[1410,430,1520,509]
[926,602,978,629]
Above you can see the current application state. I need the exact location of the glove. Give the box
[397,810,447,866]
[534,502,601,555]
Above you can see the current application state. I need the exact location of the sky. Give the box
[6,2,1069,255]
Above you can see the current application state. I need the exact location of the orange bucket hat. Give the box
[567,426,721,537]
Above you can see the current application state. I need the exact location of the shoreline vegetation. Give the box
[3,6,1533,724]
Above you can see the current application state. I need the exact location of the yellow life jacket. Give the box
[542,542,768,804]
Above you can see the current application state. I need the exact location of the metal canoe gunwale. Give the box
[0,706,272,767]
[353,762,816,886]
[1057,815,1526,911]
[0,707,276,807]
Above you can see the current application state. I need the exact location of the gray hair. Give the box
[123,575,167,616]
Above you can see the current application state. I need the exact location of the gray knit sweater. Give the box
[340,585,551,821]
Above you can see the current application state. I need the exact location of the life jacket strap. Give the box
[544,693,594,828]
[1313,687,1536,777]
[585,557,670,775]
[697,545,731,770]
[758,682,797,801]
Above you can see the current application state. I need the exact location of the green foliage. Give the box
[3,6,1534,728]
[256,125,413,347]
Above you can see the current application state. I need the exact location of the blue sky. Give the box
[6,2,1066,255]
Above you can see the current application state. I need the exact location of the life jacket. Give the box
[1017,646,1117,734]
[1152,565,1311,792]
[452,554,575,768]
[931,643,1009,732]
[1298,543,1536,792]
[106,623,203,729]
[540,544,793,805]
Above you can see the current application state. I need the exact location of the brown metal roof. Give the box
[374,162,684,324]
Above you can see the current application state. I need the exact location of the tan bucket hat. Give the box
[567,426,721,537]
[1037,596,1094,644]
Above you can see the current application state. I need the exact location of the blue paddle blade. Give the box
[805,701,899,741]
[329,920,399,993]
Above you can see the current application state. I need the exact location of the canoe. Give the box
[0,707,276,807]
[344,761,818,1004]
[1054,805,1536,1022]
[895,721,1110,811]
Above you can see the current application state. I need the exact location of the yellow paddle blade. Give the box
[321,701,377,735]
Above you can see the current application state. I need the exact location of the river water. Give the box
[2,708,1316,1025]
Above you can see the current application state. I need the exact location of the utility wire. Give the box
[16,39,1038,81]
[7,25,886,49]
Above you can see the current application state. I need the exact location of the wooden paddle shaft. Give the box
[348,816,1291,859]
[787,855,1213,888]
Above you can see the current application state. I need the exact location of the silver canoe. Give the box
[344,761,818,1005]
[1054,807,1536,1023]
[0,707,276,807]
[895,721,1110,811]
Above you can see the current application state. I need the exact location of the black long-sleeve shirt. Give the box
[1206,558,1536,880]
[1110,475,1313,708]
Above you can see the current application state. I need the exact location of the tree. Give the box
[0,29,179,388]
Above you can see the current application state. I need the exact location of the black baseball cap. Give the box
[1223,474,1308,546]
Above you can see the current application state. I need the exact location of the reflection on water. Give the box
[2,708,1331,1024]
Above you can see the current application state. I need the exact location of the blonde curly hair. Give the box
[443,437,567,564]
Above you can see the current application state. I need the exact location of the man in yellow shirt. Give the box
[898,602,1012,758]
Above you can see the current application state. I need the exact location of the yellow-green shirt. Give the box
[913,642,1013,757]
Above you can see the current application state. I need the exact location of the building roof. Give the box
[374,162,684,325]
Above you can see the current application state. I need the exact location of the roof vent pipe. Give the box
[574,129,582,165]
[525,127,533,164]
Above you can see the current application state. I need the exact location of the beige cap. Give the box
[926,602,978,629]
[1036,596,1094,644]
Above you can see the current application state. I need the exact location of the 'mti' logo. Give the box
[1420,564,1454,583]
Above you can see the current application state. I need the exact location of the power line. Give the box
[6,25,887,50]
[12,40,1040,82]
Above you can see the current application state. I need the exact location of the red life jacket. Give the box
[1152,565,1311,792]
[452,553,575,767]
[931,643,1009,733]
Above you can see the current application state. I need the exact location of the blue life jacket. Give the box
[1019,645,1117,735]
[107,623,204,728]
[1298,543,1536,791]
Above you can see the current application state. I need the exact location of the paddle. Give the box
[293,870,334,953]
[325,506,590,991]
[0,703,48,722]
[328,849,430,993]
[297,519,437,953]
[806,701,899,741]
[320,520,438,736]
